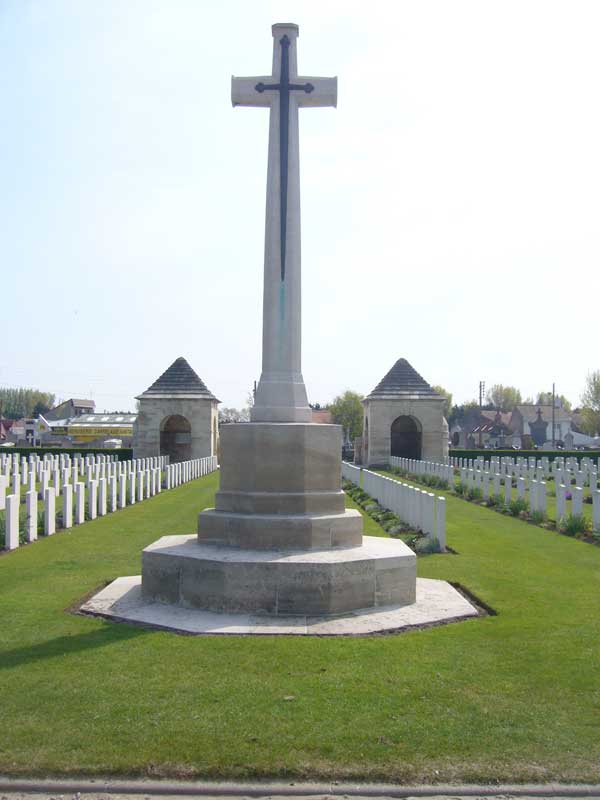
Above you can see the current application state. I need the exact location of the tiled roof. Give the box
[367,358,440,399]
[514,404,571,422]
[139,357,217,399]
[312,410,333,424]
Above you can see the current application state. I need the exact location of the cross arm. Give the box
[296,76,337,108]
[231,76,273,107]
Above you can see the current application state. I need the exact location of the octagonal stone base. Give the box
[81,576,479,635]
[141,534,416,616]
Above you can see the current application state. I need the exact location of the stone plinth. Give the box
[142,534,416,615]
[138,421,418,619]
[197,423,362,551]
[197,509,363,550]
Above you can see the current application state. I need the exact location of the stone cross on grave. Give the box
[232,23,337,423]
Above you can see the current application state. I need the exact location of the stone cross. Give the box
[232,23,337,422]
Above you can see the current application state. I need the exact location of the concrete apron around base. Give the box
[79,574,478,636]
[3,780,600,799]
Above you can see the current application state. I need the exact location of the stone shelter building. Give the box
[358,358,448,467]
[133,357,219,463]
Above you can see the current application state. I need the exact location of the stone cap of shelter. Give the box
[137,357,219,402]
[366,358,441,400]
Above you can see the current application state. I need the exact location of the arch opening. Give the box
[391,415,422,460]
[160,414,192,463]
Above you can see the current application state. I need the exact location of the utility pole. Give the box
[478,380,485,448]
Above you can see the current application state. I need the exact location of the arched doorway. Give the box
[160,415,191,463]
[391,415,422,460]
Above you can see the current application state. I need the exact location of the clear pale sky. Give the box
[1,1,598,413]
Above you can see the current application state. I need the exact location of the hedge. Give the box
[0,446,133,461]
[450,448,599,464]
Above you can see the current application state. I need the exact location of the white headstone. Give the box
[75,483,85,525]
[44,487,56,536]
[25,489,37,542]
[63,483,73,528]
[5,494,19,550]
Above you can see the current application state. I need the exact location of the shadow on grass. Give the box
[0,624,146,671]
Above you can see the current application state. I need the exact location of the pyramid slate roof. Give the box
[138,357,218,400]
[367,358,441,399]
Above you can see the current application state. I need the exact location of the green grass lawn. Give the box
[2,470,600,783]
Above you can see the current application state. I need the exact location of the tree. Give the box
[0,387,55,419]
[329,390,364,441]
[219,406,250,424]
[536,391,572,411]
[447,400,479,429]
[32,400,52,416]
[580,371,600,436]
[486,384,522,411]
[431,385,452,418]
[218,392,254,425]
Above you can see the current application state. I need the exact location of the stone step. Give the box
[198,508,362,549]
[141,534,416,616]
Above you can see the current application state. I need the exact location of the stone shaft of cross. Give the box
[232,23,337,423]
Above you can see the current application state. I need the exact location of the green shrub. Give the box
[559,514,590,537]
[419,474,449,490]
[468,487,483,501]
[530,510,546,525]
[415,536,442,555]
[455,481,468,496]
[508,498,529,517]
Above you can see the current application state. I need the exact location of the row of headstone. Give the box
[0,455,170,511]
[458,465,600,529]
[389,456,453,483]
[456,457,599,492]
[2,455,219,552]
[342,461,446,550]
[1,453,168,487]
[451,454,600,486]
